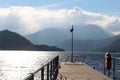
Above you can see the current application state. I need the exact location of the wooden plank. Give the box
[59,62,113,80]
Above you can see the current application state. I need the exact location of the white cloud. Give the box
[0,6,120,35]
[106,18,120,35]
[0,6,40,35]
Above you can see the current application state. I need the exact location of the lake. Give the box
[0,51,59,80]
[0,51,119,80]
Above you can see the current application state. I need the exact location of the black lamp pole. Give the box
[70,25,74,62]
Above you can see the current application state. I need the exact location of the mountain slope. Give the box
[57,35,120,51]
[73,24,112,40]
[26,28,70,45]
[98,38,120,52]
[0,30,32,49]
[26,24,113,46]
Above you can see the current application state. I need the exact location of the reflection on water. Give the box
[0,51,58,80]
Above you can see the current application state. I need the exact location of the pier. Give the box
[58,62,112,80]
[23,55,120,80]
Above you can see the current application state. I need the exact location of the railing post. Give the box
[108,70,110,77]
[55,56,59,80]
[47,63,49,80]
[53,56,59,80]
[41,67,44,80]
[104,55,105,75]
[50,61,53,80]
[113,58,115,80]
[104,59,106,75]
[53,58,55,73]
[30,73,34,80]
[57,56,59,73]
[53,58,55,80]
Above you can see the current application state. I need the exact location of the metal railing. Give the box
[104,57,120,80]
[112,57,120,80]
[23,56,59,80]
[61,55,86,64]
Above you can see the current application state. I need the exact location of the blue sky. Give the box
[0,0,120,35]
[0,0,120,16]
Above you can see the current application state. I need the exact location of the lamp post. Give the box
[70,25,74,62]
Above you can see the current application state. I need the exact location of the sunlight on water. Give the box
[0,51,58,80]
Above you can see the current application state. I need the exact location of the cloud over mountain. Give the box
[0,6,120,35]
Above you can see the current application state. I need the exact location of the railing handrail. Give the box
[33,55,58,75]
[23,55,59,80]
[112,57,120,59]
[61,55,86,64]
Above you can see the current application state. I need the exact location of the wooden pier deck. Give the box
[59,62,113,80]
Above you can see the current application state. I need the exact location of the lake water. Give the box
[0,51,119,80]
[0,51,59,80]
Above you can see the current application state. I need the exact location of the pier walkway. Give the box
[58,62,113,80]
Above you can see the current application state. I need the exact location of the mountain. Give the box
[97,38,120,52]
[0,30,32,49]
[57,35,120,51]
[26,28,70,45]
[0,30,64,51]
[72,24,113,40]
[26,24,113,46]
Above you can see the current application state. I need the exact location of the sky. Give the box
[0,0,120,35]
